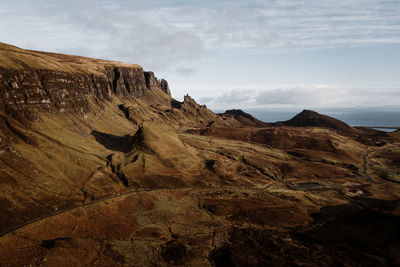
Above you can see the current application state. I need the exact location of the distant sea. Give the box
[214,108,400,132]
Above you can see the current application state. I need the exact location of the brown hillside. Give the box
[0,43,399,266]
[277,109,357,135]
[219,109,270,127]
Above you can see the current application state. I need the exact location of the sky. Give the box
[1,0,400,111]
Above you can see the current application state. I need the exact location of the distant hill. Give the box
[275,109,356,134]
[220,109,270,127]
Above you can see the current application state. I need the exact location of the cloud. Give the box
[0,0,205,72]
[215,89,256,104]
[176,67,196,77]
[1,0,399,102]
[1,0,399,69]
[211,86,400,109]
[199,96,215,104]
[160,0,400,49]
[255,88,312,104]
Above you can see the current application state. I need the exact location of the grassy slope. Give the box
[0,42,141,75]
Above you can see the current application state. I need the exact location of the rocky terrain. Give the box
[0,42,400,266]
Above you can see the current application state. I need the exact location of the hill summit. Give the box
[278,109,356,134]
[220,109,270,127]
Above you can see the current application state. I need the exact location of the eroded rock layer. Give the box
[0,43,170,119]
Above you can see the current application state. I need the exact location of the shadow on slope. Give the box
[210,198,400,266]
[91,130,134,153]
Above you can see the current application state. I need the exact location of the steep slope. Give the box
[0,42,239,234]
[0,42,170,120]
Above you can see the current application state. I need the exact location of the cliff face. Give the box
[144,71,171,95]
[0,43,170,118]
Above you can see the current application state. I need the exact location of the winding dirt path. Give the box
[362,149,372,180]
[0,183,278,239]
[0,148,381,240]
[0,187,166,238]
[360,147,400,184]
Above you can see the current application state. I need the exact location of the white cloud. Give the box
[1,0,399,71]
[0,0,399,107]
[176,67,196,77]
[0,0,205,73]
[215,88,257,104]
[199,96,215,104]
[210,86,400,110]
[158,0,400,49]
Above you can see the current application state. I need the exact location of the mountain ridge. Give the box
[0,42,170,121]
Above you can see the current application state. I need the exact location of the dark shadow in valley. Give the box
[91,130,133,153]
[209,198,400,266]
[293,198,400,266]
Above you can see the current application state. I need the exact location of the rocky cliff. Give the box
[0,42,170,119]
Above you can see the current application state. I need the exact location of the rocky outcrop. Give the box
[0,43,171,119]
[160,79,170,96]
[108,66,149,98]
[144,71,171,95]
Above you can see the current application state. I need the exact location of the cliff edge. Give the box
[0,42,170,118]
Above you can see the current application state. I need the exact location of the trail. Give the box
[360,147,400,184]
[362,149,372,180]
[0,183,277,239]
[0,187,169,238]
[1,148,380,240]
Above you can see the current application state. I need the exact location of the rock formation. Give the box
[0,42,170,120]
[144,71,171,95]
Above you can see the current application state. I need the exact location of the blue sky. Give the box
[1,0,400,110]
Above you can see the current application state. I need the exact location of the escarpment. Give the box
[0,43,170,119]
[144,71,170,95]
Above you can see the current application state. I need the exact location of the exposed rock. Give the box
[144,71,171,96]
[0,43,171,120]
[160,79,171,95]
[144,71,162,91]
